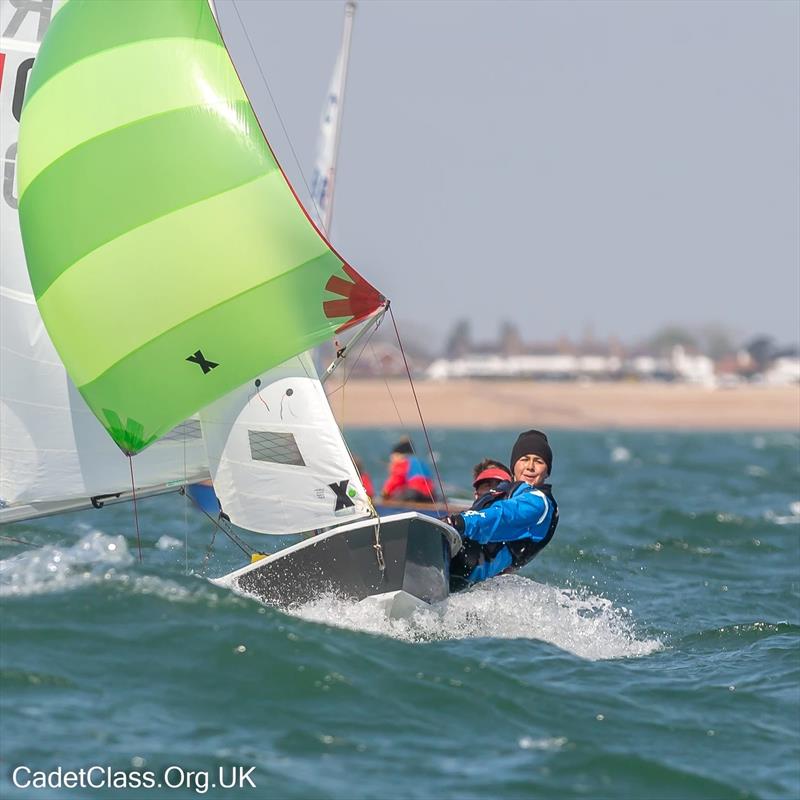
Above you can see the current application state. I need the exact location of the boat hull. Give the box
[372,497,470,519]
[214,512,460,607]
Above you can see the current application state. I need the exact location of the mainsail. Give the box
[16,0,385,456]
[0,0,209,521]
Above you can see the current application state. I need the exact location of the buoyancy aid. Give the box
[449,482,559,591]
[382,455,436,500]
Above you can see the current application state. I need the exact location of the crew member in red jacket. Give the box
[381,439,436,502]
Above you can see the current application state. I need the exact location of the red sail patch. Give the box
[323,264,384,332]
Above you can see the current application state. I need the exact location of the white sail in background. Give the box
[309,0,356,233]
[0,0,208,521]
[199,353,370,536]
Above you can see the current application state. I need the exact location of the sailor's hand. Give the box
[443,513,465,533]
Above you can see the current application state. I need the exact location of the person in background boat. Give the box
[446,430,558,591]
[352,456,374,499]
[471,459,512,500]
[381,438,437,503]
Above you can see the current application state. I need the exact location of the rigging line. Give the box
[367,342,437,507]
[389,307,450,514]
[225,518,253,557]
[127,456,143,562]
[230,0,324,225]
[182,430,187,573]
[325,320,381,398]
[327,323,386,527]
[338,337,346,433]
[220,520,253,558]
[201,524,217,577]
[181,487,252,558]
[372,349,438,506]
[0,535,43,549]
[321,307,387,385]
[321,335,384,526]
[370,342,406,427]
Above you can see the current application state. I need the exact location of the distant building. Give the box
[669,346,715,385]
[427,353,623,380]
[762,356,800,385]
[359,321,798,386]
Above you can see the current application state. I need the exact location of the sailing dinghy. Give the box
[5,0,460,613]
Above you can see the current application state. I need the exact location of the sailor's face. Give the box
[473,478,502,499]
[513,454,548,486]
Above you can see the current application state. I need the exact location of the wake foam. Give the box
[0,530,132,598]
[765,501,800,526]
[290,574,662,660]
[0,531,216,604]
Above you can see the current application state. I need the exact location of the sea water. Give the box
[0,430,798,799]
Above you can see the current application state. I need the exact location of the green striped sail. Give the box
[17,0,383,454]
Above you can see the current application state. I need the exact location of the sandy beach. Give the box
[329,380,800,430]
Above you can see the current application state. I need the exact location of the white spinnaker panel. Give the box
[0,5,209,515]
[199,354,370,535]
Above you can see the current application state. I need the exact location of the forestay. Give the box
[199,353,370,535]
[16,0,384,456]
[0,0,209,519]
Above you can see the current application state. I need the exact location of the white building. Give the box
[762,357,800,385]
[426,354,621,380]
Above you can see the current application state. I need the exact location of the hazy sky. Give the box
[217,0,799,348]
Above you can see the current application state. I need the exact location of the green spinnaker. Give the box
[17,0,383,454]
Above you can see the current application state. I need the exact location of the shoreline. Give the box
[329,380,800,430]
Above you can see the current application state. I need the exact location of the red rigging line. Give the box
[127,455,143,563]
[220,1,383,331]
[224,1,358,265]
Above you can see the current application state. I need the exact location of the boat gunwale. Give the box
[212,511,460,585]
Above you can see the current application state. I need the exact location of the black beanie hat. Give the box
[391,438,414,455]
[510,430,553,475]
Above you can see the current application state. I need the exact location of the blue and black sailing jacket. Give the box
[449,481,558,590]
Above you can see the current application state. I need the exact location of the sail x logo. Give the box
[186,350,219,375]
[329,480,355,511]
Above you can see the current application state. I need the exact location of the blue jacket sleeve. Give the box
[460,485,553,544]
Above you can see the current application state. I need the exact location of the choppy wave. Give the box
[765,501,800,526]
[0,532,233,608]
[2,431,798,800]
[0,531,132,598]
[289,574,662,660]
[679,621,800,648]
[1,531,661,660]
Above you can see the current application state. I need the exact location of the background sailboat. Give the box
[305,0,458,517]
[310,0,356,237]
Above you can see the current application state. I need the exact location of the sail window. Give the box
[248,430,306,467]
[159,419,203,441]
